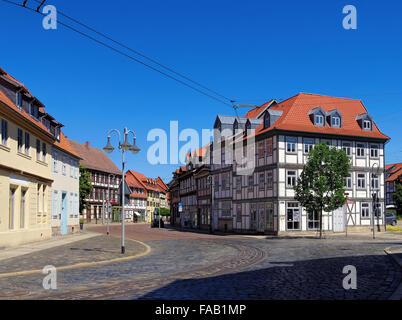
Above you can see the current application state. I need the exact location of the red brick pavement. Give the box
[88,223,238,242]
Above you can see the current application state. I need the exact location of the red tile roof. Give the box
[239,93,389,141]
[126,170,147,189]
[244,99,275,119]
[386,163,402,182]
[128,170,161,192]
[68,140,121,175]
[0,88,54,138]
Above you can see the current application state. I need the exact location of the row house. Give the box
[230,93,389,234]
[125,170,147,222]
[68,140,122,222]
[385,163,402,209]
[156,176,169,209]
[170,93,389,235]
[128,171,167,223]
[168,172,181,226]
[51,131,80,235]
[0,67,62,246]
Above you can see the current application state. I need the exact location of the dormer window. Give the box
[363,120,371,130]
[315,114,324,125]
[16,92,22,109]
[331,117,340,127]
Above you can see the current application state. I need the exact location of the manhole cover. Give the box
[0,290,31,298]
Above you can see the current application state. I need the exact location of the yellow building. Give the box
[0,67,60,247]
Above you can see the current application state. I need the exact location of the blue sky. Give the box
[1,0,401,182]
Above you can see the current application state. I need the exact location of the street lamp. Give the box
[103,128,140,254]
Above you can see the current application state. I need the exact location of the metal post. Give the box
[210,175,214,234]
[121,148,125,254]
[102,189,105,225]
[159,206,161,228]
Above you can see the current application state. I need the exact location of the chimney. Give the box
[85,141,90,149]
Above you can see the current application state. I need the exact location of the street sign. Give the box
[178,202,183,212]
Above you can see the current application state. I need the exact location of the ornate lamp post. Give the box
[103,128,140,254]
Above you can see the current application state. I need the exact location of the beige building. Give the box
[0,67,61,247]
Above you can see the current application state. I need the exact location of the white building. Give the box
[51,131,80,235]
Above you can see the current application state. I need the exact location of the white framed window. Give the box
[287,202,301,230]
[345,173,352,189]
[52,151,58,173]
[266,170,273,189]
[52,190,59,219]
[258,173,265,191]
[342,142,352,157]
[371,173,379,190]
[363,120,372,130]
[303,138,314,154]
[356,143,365,157]
[357,173,366,189]
[370,144,379,158]
[361,203,370,218]
[331,117,341,127]
[315,114,324,126]
[16,92,22,108]
[286,170,297,188]
[286,137,297,153]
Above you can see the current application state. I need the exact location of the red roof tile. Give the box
[386,163,402,182]
[238,93,389,142]
[54,131,80,158]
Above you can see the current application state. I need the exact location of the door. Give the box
[333,206,345,232]
[60,192,68,235]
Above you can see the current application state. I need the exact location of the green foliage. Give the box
[393,181,402,216]
[159,208,171,216]
[294,142,351,237]
[79,164,93,212]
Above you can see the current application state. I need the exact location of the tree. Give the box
[79,164,93,213]
[294,142,351,238]
[393,180,402,216]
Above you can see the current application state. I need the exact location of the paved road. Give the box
[1,224,401,300]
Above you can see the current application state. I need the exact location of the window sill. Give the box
[0,144,10,152]
[36,160,48,167]
[18,152,32,160]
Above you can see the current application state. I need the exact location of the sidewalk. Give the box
[384,245,402,300]
[0,231,98,262]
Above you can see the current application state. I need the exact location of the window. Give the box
[286,170,297,188]
[9,187,16,230]
[374,203,382,217]
[258,141,264,158]
[236,177,241,194]
[286,137,296,153]
[52,190,59,219]
[342,142,352,157]
[370,144,379,158]
[24,132,30,155]
[248,175,254,191]
[371,174,379,190]
[70,159,74,177]
[315,114,324,126]
[356,143,365,157]
[52,151,58,172]
[357,173,366,189]
[259,173,265,191]
[222,173,228,190]
[36,139,41,160]
[345,173,352,189]
[214,175,219,190]
[42,142,47,162]
[42,185,46,213]
[17,129,23,152]
[1,119,8,146]
[287,202,300,230]
[16,92,22,108]
[30,104,39,120]
[70,193,74,218]
[363,120,372,130]
[62,156,66,175]
[361,203,370,218]
[250,203,257,230]
[266,138,273,156]
[303,138,314,154]
[222,201,231,217]
[266,202,274,231]
[236,204,242,222]
[308,210,320,230]
[331,117,341,127]
[20,189,27,228]
[266,170,273,189]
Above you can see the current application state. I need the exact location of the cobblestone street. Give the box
[0,224,401,300]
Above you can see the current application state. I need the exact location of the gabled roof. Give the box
[386,163,402,182]
[244,99,276,119]
[239,93,390,141]
[129,170,160,192]
[68,139,121,175]
[126,170,147,190]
